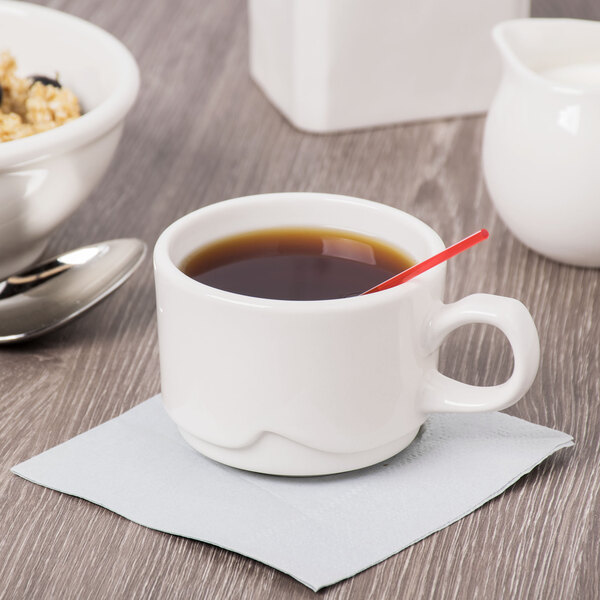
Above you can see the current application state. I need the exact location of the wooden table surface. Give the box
[2,1,599,598]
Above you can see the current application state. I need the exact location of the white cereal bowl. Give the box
[0,0,139,279]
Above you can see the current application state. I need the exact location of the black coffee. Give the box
[180,227,415,301]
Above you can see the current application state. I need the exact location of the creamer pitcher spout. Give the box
[492,18,600,92]
[490,19,535,83]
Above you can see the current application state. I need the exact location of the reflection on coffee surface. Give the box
[180,227,415,300]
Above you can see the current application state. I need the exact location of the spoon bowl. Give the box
[0,238,146,344]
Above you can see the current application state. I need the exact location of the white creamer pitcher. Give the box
[483,19,600,267]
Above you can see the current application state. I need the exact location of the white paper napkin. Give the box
[12,395,573,591]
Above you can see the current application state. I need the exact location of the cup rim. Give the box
[153,192,446,310]
[0,0,140,168]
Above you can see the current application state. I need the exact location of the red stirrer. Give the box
[361,229,489,295]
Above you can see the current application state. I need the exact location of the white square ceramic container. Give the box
[248,0,530,133]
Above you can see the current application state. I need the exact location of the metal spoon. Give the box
[0,239,146,344]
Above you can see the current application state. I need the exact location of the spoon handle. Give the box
[361,229,489,295]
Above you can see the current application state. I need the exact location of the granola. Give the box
[0,51,81,142]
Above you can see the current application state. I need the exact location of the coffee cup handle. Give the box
[420,293,540,413]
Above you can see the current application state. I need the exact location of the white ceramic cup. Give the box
[153,193,540,476]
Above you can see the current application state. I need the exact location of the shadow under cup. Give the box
[153,193,538,476]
